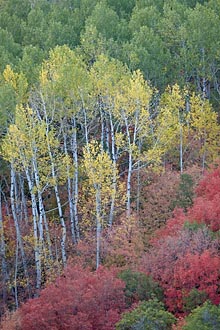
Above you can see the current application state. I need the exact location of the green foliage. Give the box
[79,25,110,65]
[18,45,45,84]
[0,79,16,131]
[0,28,21,72]
[106,0,135,19]
[183,301,220,330]
[183,289,208,313]
[172,173,194,211]
[85,1,120,41]
[116,299,176,330]
[123,26,170,87]
[118,269,164,307]
[183,221,207,232]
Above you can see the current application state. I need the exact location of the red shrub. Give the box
[188,195,220,231]
[19,264,126,330]
[141,227,220,314]
[188,165,220,231]
[166,250,220,314]
[150,208,186,246]
[196,166,220,200]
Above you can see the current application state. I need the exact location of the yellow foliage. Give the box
[190,93,220,161]
[3,65,28,103]
[83,140,117,190]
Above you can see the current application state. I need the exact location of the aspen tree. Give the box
[1,105,56,290]
[10,164,30,304]
[39,45,92,242]
[157,85,220,171]
[157,84,187,173]
[0,185,8,307]
[90,55,129,225]
[2,106,43,290]
[83,141,117,268]
[115,70,153,216]
[34,100,71,266]
[189,94,220,169]
[3,65,28,104]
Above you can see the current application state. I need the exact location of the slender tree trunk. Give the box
[124,111,139,217]
[95,186,102,269]
[83,107,89,147]
[41,99,67,265]
[0,187,8,309]
[34,165,53,260]
[126,151,132,217]
[25,168,41,291]
[71,117,80,241]
[10,165,30,298]
[180,125,183,173]
[45,137,67,265]
[108,113,117,226]
[18,174,29,225]
[32,157,53,261]
[63,132,76,244]
[32,157,45,271]
[201,48,208,99]
[54,183,67,265]
[100,107,105,151]
[14,238,19,308]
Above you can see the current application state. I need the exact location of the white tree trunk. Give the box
[108,113,117,226]
[25,167,42,291]
[0,186,8,306]
[63,132,76,244]
[10,165,30,298]
[71,117,80,241]
[95,186,102,269]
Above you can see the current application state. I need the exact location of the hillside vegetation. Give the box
[1,0,220,329]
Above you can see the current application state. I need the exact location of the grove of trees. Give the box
[1,0,220,329]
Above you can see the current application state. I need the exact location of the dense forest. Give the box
[1,0,220,328]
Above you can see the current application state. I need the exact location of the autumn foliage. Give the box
[8,264,126,330]
[166,250,220,313]
[187,165,220,231]
[2,158,220,327]
[141,165,220,316]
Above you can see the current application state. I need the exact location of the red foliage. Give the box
[196,166,220,200]
[19,264,126,330]
[187,165,220,231]
[141,226,220,314]
[150,208,186,246]
[188,195,220,231]
[166,250,220,314]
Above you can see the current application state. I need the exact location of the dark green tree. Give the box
[183,301,220,330]
[116,299,176,330]
[118,269,164,307]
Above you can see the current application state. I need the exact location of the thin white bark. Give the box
[63,132,76,244]
[180,125,183,174]
[18,174,29,225]
[25,167,42,291]
[95,186,102,269]
[71,117,80,241]
[40,94,67,265]
[14,238,19,308]
[0,187,8,305]
[124,109,139,217]
[108,112,117,226]
[10,165,30,297]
